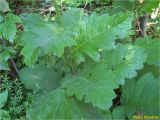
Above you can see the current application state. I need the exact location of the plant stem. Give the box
[70,59,75,74]
[52,0,63,26]
[1,39,19,77]
[10,57,19,76]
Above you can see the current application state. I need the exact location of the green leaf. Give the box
[115,73,160,119]
[110,12,133,39]
[20,16,76,66]
[5,46,15,54]
[5,13,22,24]
[112,0,135,13]
[19,65,61,92]
[20,13,46,30]
[27,88,111,119]
[0,50,10,70]
[62,64,118,110]
[0,61,9,70]
[135,38,160,66]
[102,44,147,84]
[0,23,17,43]
[62,8,87,29]
[136,64,160,79]
[0,90,8,109]
[62,9,133,63]
[0,13,21,42]
[0,46,15,70]
[140,0,159,14]
[0,51,10,61]
[0,0,11,13]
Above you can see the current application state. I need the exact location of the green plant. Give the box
[0,75,31,119]
[0,0,159,119]
[17,1,159,120]
[0,0,22,71]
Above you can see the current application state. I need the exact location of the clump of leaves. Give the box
[0,75,29,118]
[0,0,159,119]
[17,7,149,120]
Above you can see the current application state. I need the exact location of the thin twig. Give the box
[83,1,88,9]
[136,12,145,36]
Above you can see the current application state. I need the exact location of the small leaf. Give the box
[0,50,10,70]
[0,90,8,108]
[0,61,9,70]
[5,13,22,24]
[0,23,17,43]
[0,0,11,13]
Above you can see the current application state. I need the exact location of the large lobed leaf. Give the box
[20,13,46,30]
[113,73,160,119]
[27,88,111,119]
[102,44,147,84]
[20,14,76,66]
[19,65,62,92]
[62,8,133,63]
[62,63,119,110]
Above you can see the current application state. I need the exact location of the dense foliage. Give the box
[0,0,159,119]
